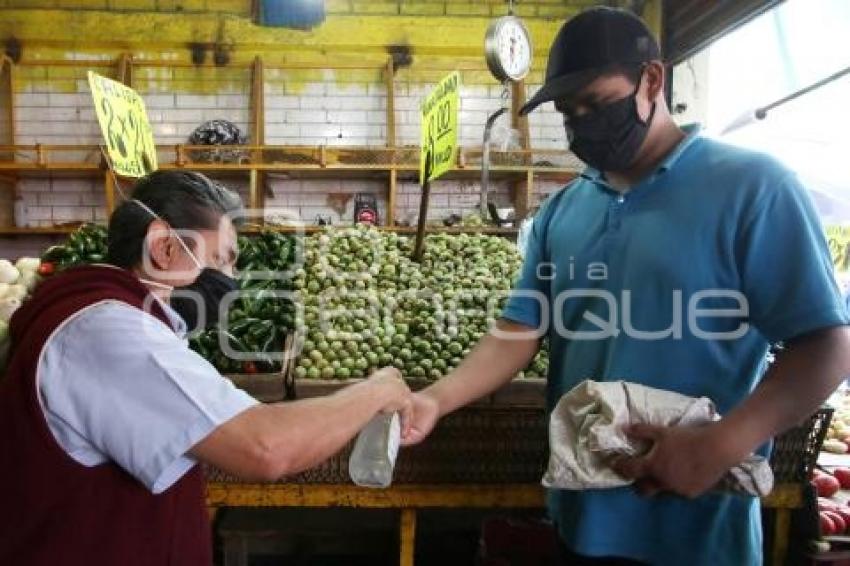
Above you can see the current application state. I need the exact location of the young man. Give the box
[404,8,850,565]
[0,171,412,565]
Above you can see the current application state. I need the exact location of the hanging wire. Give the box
[99,145,130,201]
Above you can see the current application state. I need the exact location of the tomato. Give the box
[813,474,842,498]
[242,361,259,374]
[819,497,841,511]
[37,262,55,276]
[833,468,850,489]
[825,511,847,534]
[821,512,837,536]
[834,507,850,529]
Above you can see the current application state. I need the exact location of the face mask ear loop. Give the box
[632,64,656,127]
[172,231,204,271]
[131,199,204,271]
[137,277,174,291]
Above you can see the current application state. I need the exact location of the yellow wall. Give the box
[0,1,661,93]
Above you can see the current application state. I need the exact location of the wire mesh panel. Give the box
[204,406,548,485]
[206,377,833,488]
[769,407,833,483]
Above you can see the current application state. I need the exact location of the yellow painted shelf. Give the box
[0,144,579,179]
[0,144,572,237]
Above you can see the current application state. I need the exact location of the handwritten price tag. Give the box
[88,71,157,177]
[420,72,460,183]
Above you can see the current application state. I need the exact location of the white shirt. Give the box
[37,298,258,494]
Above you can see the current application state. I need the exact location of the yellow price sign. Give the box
[88,71,157,178]
[420,71,460,183]
[826,225,850,272]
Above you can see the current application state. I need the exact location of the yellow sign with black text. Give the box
[826,225,850,272]
[420,72,460,183]
[88,71,157,178]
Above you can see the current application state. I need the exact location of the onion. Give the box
[14,257,41,275]
[3,284,26,302]
[0,297,22,323]
[0,260,19,285]
[18,272,40,293]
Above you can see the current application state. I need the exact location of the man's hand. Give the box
[611,327,850,499]
[366,367,413,437]
[397,320,540,446]
[610,422,744,498]
[401,391,441,446]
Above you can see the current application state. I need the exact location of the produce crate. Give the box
[209,377,549,485]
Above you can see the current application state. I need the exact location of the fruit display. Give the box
[0,257,44,322]
[824,393,850,453]
[814,470,842,498]
[818,497,850,537]
[815,468,850,537]
[0,256,45,371]
[40,224,108,270]
[190,231,297,374]
[291,225,548,380]
[30,223,550,380]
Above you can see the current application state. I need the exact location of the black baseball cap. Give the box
[520,7,660,115]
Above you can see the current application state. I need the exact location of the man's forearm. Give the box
[192,378,398,480]
[717,326,850,462]
[258,381,395,475]
[425,319,540,416]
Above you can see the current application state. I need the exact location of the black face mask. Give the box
[170,268,238,332]
[565,71,656,172]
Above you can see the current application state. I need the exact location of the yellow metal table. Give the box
[206,482,546,566]
[206,481,801,566]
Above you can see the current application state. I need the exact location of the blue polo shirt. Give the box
[503,125,848,566]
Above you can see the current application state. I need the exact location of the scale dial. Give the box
[485,15,532,83]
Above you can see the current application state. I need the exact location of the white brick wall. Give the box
[535,179,569,207]
[13,67,563,152]
[13,176,106,227]
[264,178,388,225]
[526,83,568,150]
[264,69,387,147]
[394,180,513,225]
[15,87,102,146]
[260,177,520,227]
[7,63,571,232]
[138,69,252,145]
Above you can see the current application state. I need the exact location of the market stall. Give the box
[1,1,846,565]
[0,222,834,565]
